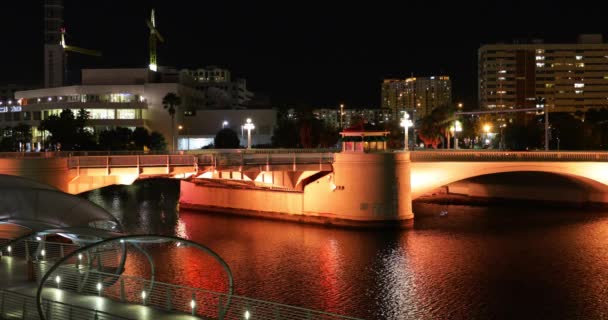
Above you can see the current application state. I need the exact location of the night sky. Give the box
[0,1,605,108]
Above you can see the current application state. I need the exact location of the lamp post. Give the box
[243,118,255,149]
[400,112,412,151]
[339,104,344,129]
[483,123,491,148]
[222,120,228,129]
[450,120,463,149]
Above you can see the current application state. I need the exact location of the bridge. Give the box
[2,150,608,224]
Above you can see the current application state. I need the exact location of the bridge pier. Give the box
[180,152,414,227]
[303,152,413,224]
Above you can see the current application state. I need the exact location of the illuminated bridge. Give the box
[3,150,608,222]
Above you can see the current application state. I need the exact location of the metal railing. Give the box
[66,153,335,170]
[0,290,133,320]
[409,150,608,162]
[42,266,361,320]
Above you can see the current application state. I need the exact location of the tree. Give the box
[214,128,240,148]
[148,131,167,151]
[417,104,456,148]
[132,127,150,150]
[39,109,93,150]
[162,92,181,151]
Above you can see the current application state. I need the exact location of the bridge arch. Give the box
[410,162,608,201]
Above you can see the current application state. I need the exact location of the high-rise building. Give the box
[381,76,452,120]
[479,34,608,114]
[182,66,253,108]
[44,0,64,88]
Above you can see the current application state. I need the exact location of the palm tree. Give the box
[162,92,181,152]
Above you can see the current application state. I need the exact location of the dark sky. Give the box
[0,1,605,108]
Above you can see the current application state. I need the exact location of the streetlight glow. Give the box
[400,112,413,151]
[222,120,229,128]
[243,118,255,149]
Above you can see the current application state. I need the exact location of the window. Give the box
[574,83,585,88]
[117,109,136,119]
[87,109,115,119]
[33,111,41,120]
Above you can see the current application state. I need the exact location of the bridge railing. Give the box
[67,153,335,169]
[42,266,361,320]
[68,155,197,169]
[0,289,134,320]
[409,150,608,162]
[197,152,334,167]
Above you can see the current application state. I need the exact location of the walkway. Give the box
[0,257,200,320]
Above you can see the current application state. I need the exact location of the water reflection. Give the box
[82,180,608,319]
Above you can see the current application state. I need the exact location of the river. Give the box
[82,178,608,319]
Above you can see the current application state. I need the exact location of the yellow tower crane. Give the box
[147,9,165,72]
[60,28,102,57]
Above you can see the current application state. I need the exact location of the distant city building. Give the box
[479,34,608,114]
[313,107,394,128]
[182,66,254,109]
[14,68,204,149]
[381,76,452,120]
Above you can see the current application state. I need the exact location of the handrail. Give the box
[409,150,608,162]
[0,289,134,320]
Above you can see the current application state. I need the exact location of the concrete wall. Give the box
[303,152,412,221]
[0,158,74,192]
[180,181,303,215]
[180,152,414,226]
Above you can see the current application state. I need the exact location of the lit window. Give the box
[497,90,507,94]
[575,90,583,94]
[117,109,136,119]
[536,56,545,60]
[576,63,585,67]
[574,83,585,88]
[536,63,545,67]
[545,83,554,88]
[87,109,115,119]
[498,77,506,80]
[498,70,507,74]
[576,55,583,60]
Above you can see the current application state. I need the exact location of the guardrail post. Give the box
[167,155,170,174]
[0,290,5,317]
[120,278,125,302]
[21,297,27,319]
[191,292,196,315]
[218,295,223,320]
[106,156,110,176]
[166,287,172,311]
[319,153,322,171]
[25,241,30,262]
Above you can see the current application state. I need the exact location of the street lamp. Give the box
[483,123,492,148]
[243,118,255,149]
[450,120,463,149]
[222,120,228,129]
[400,112,413,151]
[339,104,344,129]
[457,102,463,109]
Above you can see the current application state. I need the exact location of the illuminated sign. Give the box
[0,106,22,113]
